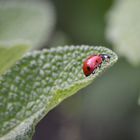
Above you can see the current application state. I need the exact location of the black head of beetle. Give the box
[99,54,111,62]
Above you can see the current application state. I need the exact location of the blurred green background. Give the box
[1,0,140,139]
[32,0,140,140]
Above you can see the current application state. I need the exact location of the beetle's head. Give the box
[99,54,111,62]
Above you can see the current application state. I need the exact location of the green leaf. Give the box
[0,0,55,48]
[106,0,140,66]
[0,45,118,140]
[0,43,30,75]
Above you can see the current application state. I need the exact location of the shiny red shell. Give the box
[83,55,103,76]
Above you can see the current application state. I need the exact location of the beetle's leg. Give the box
[92,71,95,74]
[92,68,97,74]
[98,64,101,69]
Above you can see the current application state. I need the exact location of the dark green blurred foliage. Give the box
[53,0,113,45]
[33,0,140,140]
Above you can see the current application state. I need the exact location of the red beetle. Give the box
[83,54,110,76]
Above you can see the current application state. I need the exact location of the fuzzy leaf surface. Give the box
[0,43,30,75]
[0,45,118,140]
